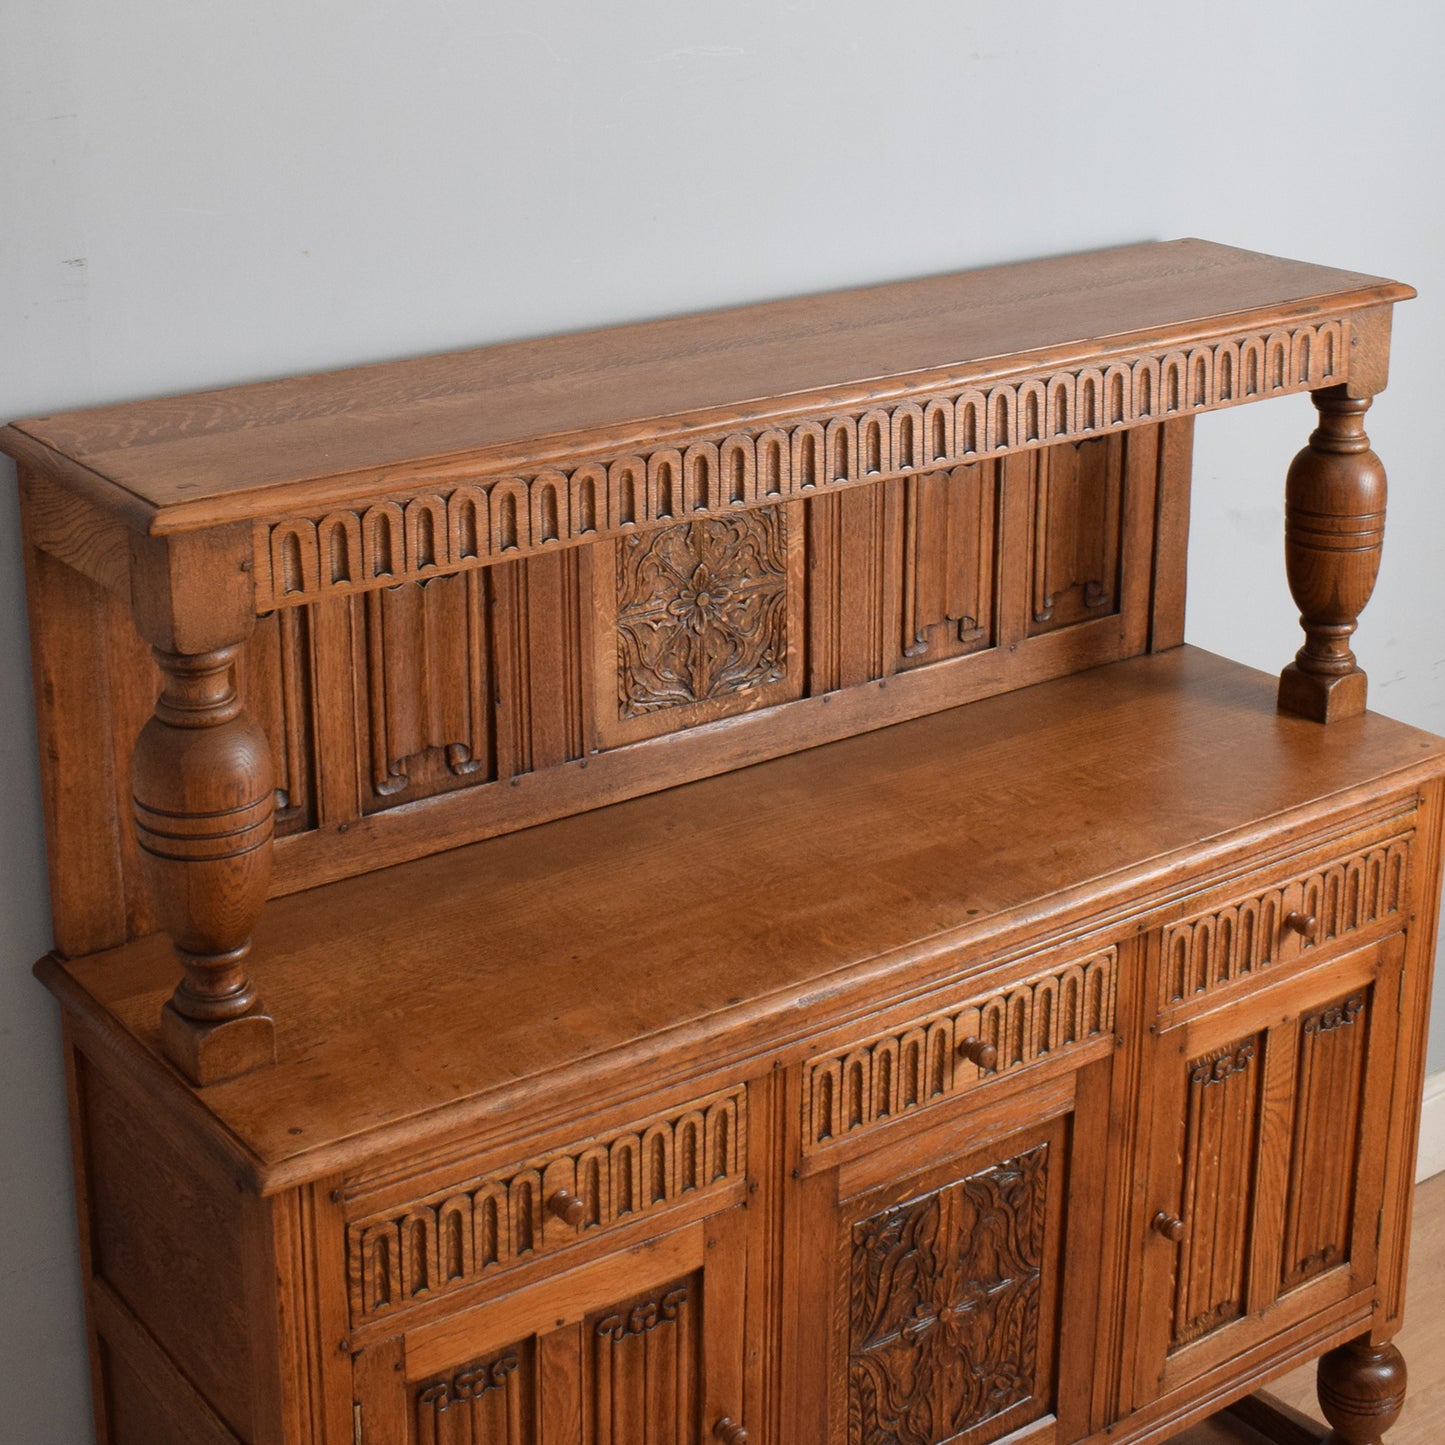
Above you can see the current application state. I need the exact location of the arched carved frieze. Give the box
[253,319,1347,610]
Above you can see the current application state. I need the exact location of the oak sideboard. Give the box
[4,239,1439,1445]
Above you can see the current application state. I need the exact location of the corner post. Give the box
[1278,385,1387,722]
[129,523,276,1085]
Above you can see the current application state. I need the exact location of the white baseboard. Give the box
[1419,1069,1445,1183]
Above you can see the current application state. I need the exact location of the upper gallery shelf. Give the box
[0,240,1410,593]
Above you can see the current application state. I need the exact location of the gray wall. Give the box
[3,3,1442,1438]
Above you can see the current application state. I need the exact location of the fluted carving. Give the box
[1159,836,1410,1007]
[805,950,1116,1151]
[348,1086,744,1322]
[253,320,1346,609]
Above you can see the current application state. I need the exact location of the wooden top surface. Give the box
[46,648,1445,1190]
[2,240,1410,531]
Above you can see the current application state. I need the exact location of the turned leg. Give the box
[1316,1338,1407,1444]
[133,644,276,1084]
[126,525,277,1085]
[1278,385,1387,723]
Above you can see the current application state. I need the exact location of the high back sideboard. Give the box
[4,239,1439,1445]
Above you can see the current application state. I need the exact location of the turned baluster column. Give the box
[129,525,277,1085]
[1317,1337,1407,1444]
[1278,384,1387,722]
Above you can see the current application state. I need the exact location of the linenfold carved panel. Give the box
[415,1343,533,1444]
[898,466,995,662]
[848,1144,1051,1445]
[616,508,789,716]
[807,467,997,695]
[1028,436,1123,634]
[1159,837,1410,1008]
[1281,992,1369,1291]
[247,607,314,833]
[357,570,493,801]
[346,1086,744,1323]
[252,319,1345,608]
[1171,1039,1262,1350]
[804,950,1116,1152]
[586,1280,700,1444]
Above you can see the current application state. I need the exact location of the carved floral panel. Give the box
[848,1144,1050,1445]
[615,508,790,718]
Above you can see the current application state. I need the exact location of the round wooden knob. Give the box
[713,1418,748,1445]
[1152,1211,1186,1244]
[958,1036,998,1071]
[1283,911,1318,941]
[547,1189,587,1227]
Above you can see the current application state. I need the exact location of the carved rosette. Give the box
[616,509,789,717]
[848,1145,1050,1445]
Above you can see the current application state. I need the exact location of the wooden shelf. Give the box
[1,239,1410,533]
[44,647,1445,1189]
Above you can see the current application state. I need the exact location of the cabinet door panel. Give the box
[1169,1034,1264,1349]
[359,1212,748,1445]
[846,1134,1061,1445]
[1134,936,1400,1407]
[785,1061,1109,1445]
[1278,991,1373,1293]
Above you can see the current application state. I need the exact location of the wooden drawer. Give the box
[344,1083,747,1327]
[800,945,1119,1157]
[1158,828,1412,1015]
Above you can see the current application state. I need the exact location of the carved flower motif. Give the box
[616,511,788,716]
[666,563,735,633]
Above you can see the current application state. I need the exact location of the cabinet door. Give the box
[783,1061,1113,1445]
[1132,934,1401,1407]
[353,1209,750,1445]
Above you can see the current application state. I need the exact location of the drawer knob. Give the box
[714,1419,749,1445]
[547,1189,588,1227]
[1283,911,1318,941]
[1152,1211,1186,1244]
[958,1036,999,1071]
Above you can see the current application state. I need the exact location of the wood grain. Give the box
[44,647,1445,1189]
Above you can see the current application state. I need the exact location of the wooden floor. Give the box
[1179,1169,1445,1443]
